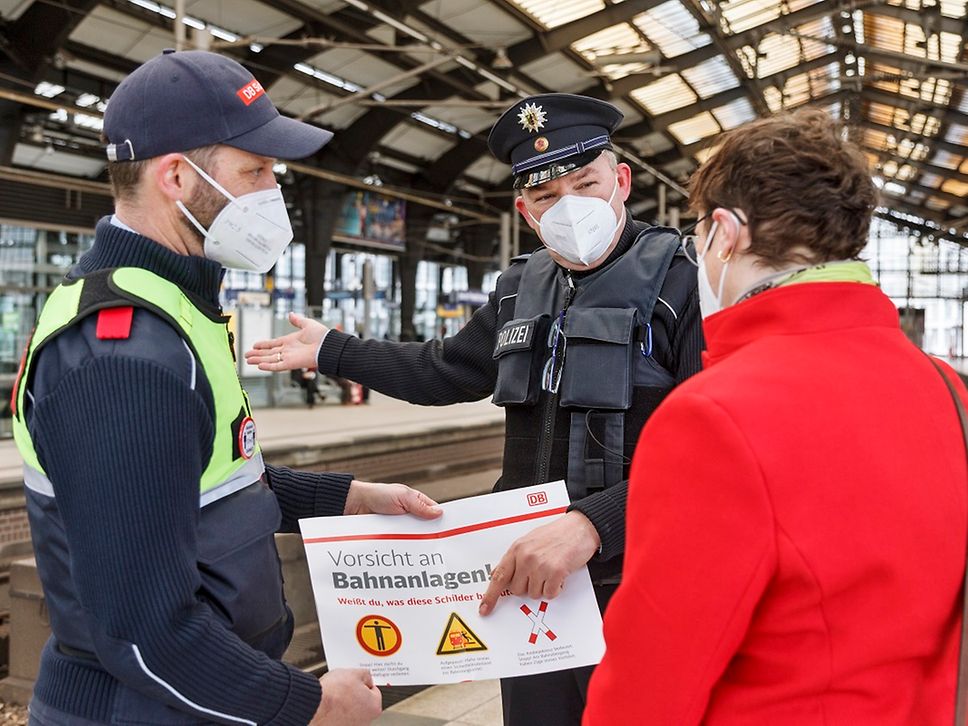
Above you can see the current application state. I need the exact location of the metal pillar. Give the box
[174,0,186,51]
[499,212,511,270]
[361,259,374,340]
[667,206,680,230]
[511,206,520,258]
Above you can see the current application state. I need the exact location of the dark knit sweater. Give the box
[317,212,703,562]
[23,218,352,724]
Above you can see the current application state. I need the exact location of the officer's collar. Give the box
[74,216,224,305]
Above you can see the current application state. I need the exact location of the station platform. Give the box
[377,679,502,725]
[0,391,505,489]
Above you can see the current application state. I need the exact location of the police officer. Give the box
[246,93,703,724]
[12,50,442,726]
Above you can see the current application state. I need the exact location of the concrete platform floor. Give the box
[377,680,503,726]
[0,391,504,485]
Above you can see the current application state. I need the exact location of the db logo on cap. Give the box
[239,417,257,459]
[236,80,265,106]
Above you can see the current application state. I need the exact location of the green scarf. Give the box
[779,260,877,287]
[735,260,877,304]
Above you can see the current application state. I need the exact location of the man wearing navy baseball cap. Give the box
[14,50,444,726]
[244,92,704,725]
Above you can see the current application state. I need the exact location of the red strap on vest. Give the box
[96,307,134,340]
[10,328,33,417]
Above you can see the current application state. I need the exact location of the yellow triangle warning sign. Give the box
[436,612,488,655]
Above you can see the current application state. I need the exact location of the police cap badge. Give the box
[487,93,624,189]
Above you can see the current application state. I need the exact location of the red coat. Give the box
[584,282,966,725]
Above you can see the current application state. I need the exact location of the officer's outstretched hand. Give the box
[478,511,600,616]
[345,480,443,520]
[311,668,381,726]
[244,312,329,372]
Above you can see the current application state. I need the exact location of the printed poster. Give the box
[300,481,605,685]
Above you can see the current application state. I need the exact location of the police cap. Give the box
[487,93,623,189]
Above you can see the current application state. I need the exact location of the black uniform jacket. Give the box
[317,212,703,571]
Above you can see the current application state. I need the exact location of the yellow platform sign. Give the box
[436,612,487,656]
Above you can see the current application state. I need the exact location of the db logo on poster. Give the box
[527,492,548,507]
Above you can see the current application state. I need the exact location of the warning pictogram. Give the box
[520,601,557,644]
[356,614,402,657]
[436,612,488,655]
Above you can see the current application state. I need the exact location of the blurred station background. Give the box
[0,0,967,722]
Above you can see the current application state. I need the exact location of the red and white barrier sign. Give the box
[300,481,605,685]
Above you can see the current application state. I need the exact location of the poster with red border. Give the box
[300,481,605,685]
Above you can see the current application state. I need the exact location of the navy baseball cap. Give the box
[103,49,333,162]
[488,93,623,189]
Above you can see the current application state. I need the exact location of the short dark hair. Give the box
[103,141,221,201]
[689,108,878,266]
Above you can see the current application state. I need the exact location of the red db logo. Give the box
[527,492,548,507]
[236,80,265,106]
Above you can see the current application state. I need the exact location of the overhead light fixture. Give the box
[493,47,512,70]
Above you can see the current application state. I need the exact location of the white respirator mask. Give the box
[177,155,293,273]
[695,221,728,319]
[529,175,624,266]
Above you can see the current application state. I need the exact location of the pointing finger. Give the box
[479,554,514,616]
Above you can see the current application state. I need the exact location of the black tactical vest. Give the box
[491,227,681,505]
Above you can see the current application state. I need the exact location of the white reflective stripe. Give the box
[23,465,54,497]
[181,339,197,390]
[23,456,264,507]
[656,296,678,320]
[199,453,265,508]
[130,644,256,726]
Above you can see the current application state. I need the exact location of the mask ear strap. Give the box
[181,155,238,204]
[607,173,620,205]
[176,200,212,240]
[699,221,719,258]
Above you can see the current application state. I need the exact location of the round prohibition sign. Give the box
[355,614,402,657]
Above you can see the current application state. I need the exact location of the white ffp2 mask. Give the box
[696,221,729,319]
[177,155,293,273]
[530,176,624,266]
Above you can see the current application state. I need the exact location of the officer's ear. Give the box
[616,163,632,202]
[152,154,197,203]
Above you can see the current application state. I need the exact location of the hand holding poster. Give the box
[300,481,605,685]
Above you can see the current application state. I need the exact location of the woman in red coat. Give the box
[584,109,967,724]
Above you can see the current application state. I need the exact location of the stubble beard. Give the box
[179,182,229,256]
